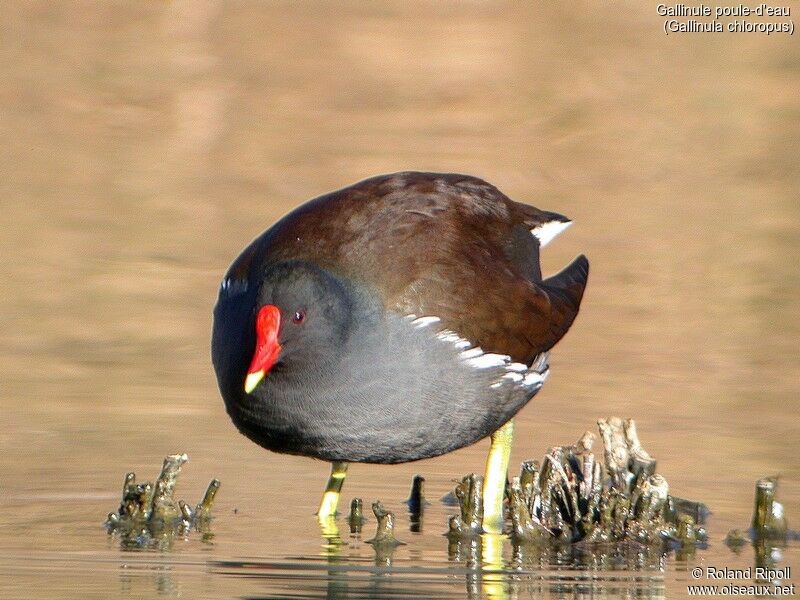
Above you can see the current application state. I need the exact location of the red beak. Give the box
[244,305,282,393]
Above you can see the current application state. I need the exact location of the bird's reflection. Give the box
[201,513,794,600]
[217,514,675,600]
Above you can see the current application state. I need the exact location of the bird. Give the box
[211,171,588,533]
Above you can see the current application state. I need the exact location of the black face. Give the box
[256,261,355,372]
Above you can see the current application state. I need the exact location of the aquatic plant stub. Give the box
[348,497,366,534]
[366,501,405,547]
[446,473,485,538]
[105,453,220,548]
[727,476,791,549]
[447,417,708,548]
[406,474,426,514]
[751,477,788,538]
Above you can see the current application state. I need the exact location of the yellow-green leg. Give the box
[317,461,348,518]
[482,420,514,534]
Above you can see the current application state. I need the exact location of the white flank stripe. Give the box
[465,353,509,369]
[410,315,551,391]
[436,330,461,344]
[530,220,572,248]
[523,371,545,386]
[459,348,483,359]
[411,316,441,328]
[502,372,524,383]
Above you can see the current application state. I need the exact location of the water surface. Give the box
[1,2,798,598]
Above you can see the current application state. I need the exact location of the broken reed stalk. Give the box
[447,474,484,537]
[447,417,708,548]
[348,498,365,534]
[196,479,221,520]
[105,454,220,548]
[750,477,788,539]
[407,475,426,515]
[366,501,404,546]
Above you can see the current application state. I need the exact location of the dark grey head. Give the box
[212,259,373,452]
[241,260,365,395]
[259,261,356,365]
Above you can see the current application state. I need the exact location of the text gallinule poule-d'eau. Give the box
[211,172,589,533]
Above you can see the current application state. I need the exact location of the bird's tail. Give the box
[539,255,589,350]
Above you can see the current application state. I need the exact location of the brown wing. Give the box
[258,172,588,363]
[386,223,589,364]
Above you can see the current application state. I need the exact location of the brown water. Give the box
[1,2,798,598]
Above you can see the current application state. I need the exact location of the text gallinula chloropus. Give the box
[212,172,588,532]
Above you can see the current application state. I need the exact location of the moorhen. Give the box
[211,172,588,532]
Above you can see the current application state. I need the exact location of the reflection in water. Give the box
[113,493,794,599]
[178,502,798,600]
[119,567,181,598]
[753,538,788,582]
[211,516,672,599]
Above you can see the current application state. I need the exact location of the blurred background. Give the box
[0,1,798,598]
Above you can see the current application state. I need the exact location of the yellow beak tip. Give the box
[244,371,265,394]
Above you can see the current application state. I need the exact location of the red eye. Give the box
[292,310,305,324]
